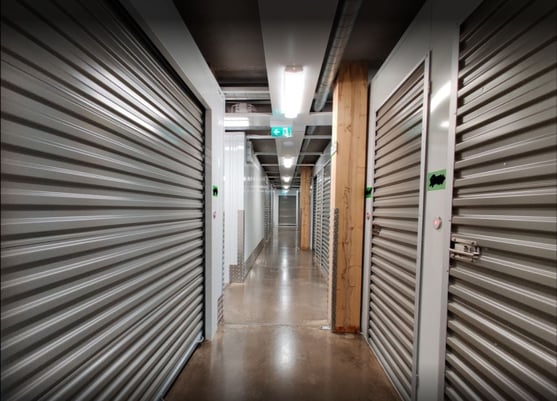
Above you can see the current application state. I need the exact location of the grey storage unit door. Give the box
[320,164,331,276]
[278,195,297,226]
[1,1,205,401]
[445,1,557,400]
[367,60,428,401]
[264,187,272,239]
[313,173,323,263]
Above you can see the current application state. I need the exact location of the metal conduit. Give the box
[297,0,361,172]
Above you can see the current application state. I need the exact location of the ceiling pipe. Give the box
[312,0,362,113]
[295,0,362,176]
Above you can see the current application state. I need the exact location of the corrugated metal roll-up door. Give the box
[264,187,271,239]
[321,163,331,276]
[278,195,297,226]
[314,172,324,263]
[312,176,318,250]
[367,60,428,401]
[1,1,206,401]
[445,1,557,400]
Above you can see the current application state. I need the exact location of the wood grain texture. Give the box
[330,62,368,333]
[299,166,312,250]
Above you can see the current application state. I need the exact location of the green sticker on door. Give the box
[365,186,373,198]
[427,169,446,191]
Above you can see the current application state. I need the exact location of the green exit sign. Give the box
[270,126,292,137]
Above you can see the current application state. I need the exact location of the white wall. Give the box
[122,0,225,340]
[243,146,267,262]
[223,133,245,283]
[364,1,482,399]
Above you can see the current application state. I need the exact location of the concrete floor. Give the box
[166,227,399,401]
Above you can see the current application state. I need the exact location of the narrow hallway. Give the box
[166,227,398,401]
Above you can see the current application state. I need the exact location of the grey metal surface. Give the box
[314,173,324,264]
[444,1,557,400]
[0,1,205,400]
[312,165,332,278]
[278,195,297,226]
[321,163,332,276]
[368,60,427,401]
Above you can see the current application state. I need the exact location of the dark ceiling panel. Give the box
[307,126,332,136]
[304,139,331,153]
[251,138,276,153]
[173,0,267,85]
[342,0,425,68]
[301,154,320,165]
[257,155,278,165]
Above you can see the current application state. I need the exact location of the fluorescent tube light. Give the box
[282,157,294,168]
[224,116,250,128]
[283,65,304,119]
[283,176,291,183]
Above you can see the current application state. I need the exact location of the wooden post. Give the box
[329,62,368,333]
[299,166,312,250]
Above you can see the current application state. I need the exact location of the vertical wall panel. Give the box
[368,60,428,401]
[445,1,557,400]
[0,1,205,400]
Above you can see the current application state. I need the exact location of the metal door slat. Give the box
[449,303,557,375]
[1,0,206,400]
[458,45,556,115]
[371,275,415,318]
[460,1,551,69]
[372,196,420,208]
[376,112,422,149]
[450,267,556,315]
[376,137,422,168]
[374,153,421,178]
[372,217,418,233]
[376,95,423,140]
[459,5,556,84]
[370,228,418,247]
[370,308,413,353]
[450,319,556,400]
[447,335,535,401]
[445,353,509,401]
[377,67,424,119]
[0,98,205,174]
[449,284,555,350]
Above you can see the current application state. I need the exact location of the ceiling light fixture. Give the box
[283,176,291,183]
[283,185,290,190]
[282,156,294,168]
[283,65,305,119]
[224,116,250,128]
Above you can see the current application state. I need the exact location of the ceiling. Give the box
[174,0,424,189]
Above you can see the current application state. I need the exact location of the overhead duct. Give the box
[312,0,362,113]
[297,0,362,175]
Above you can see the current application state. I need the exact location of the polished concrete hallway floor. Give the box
[166,227,398,401]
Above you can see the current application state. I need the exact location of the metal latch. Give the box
[450,236,481,262]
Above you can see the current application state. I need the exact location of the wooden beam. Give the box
[299,167,312,250]
[329,62,368,333]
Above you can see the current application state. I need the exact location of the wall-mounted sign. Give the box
[270,126,292,137]
[427,169,447,191]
